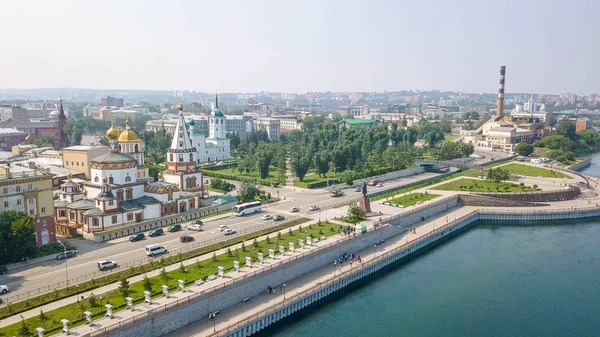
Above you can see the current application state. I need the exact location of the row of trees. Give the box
[0,211,36,265]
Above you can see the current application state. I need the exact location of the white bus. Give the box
[233,201,262,216]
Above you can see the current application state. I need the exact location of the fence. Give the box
[1,215,303,305]
[373,195,459,227]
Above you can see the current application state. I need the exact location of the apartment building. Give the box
[253,118,281,141]
[0,164,55,245]
[62,145,109,179]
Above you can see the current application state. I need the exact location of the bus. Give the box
[233,201,262,216]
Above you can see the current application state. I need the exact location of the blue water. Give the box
[264,220,600,337]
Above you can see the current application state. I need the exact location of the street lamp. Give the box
[334,260,337,277]
[283,283,286,300]
[57,240,68,289]
[75,284,79,303]
[99,296,103,316]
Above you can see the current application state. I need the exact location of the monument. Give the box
[359,181,372,213]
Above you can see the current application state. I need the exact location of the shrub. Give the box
[227,247,233,257]
[160,267,168,281]
[266,235,271,244]
[253,239,259,249]
[241,241,247,252]
[533,184,538,188]
[179,262,186,274]
[89,293,97,307]
[118,278,130,298]
[277,232,282,240]
[288,228,293,236]
[212,252,218,262]
[319,229,324,235]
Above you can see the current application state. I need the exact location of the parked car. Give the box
[148,228,164,237]
[180,235,194,243]
[309,205,319,211]
[330,190,343,197]
[218,225,229,231]
[193,220,203,226]
[56,250,77,260]
[261,214,273,220]
[0,265,7,275]
[129,233,145,242]
[274,215,285,221]
[167,224,182,232]
[0,285,9,294]
[369,179,379,186]
[376,183,384,187]
[290,206,299,212]
[224,228,236,235]
[355,186,362,192]
[97,260,117,271]
[188,224,203,231]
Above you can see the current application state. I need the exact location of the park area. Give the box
[432,178,537,193]
[2,221,341,336]
[389,193,441,207]
[499,163,571,178]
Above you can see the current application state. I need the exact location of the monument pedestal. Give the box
[359,196,371,214]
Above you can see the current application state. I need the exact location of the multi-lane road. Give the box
[0,170,444,302]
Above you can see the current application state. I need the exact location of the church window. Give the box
[94,176,99,183]
[125,175,131,182]
[168,192,173,201]
[109,200,114,206]
[116,190,123,201]
[59,210,66,217]
[170,154,173,161]
[111,215,117,224]
[69,212,75,220]
[189,154,193,161]
[179,141,183,147]
[92,218,99,226]
[126,188,133,200]
[134,144,139,152]
[179,154,183,162]
[127,213,133,221]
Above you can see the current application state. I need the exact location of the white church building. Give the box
[189,94,231,164]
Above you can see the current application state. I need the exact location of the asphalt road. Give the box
[0,170,443,301]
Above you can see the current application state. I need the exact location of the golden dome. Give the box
[118,129,140,142]
[82,189,88,197]
[178,103,183,111]
[106,122,119,140]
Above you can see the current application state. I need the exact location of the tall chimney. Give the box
[496,66,506,118]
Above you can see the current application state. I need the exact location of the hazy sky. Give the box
[0,0,597,94]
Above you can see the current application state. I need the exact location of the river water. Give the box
[261,222,600,337]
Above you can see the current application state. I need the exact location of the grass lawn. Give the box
[293,170,340,188]
[3,221,340,337]
[432,178,537,192]
[500,163,571,178]
[370,170,466,202]
[389,193,441,207]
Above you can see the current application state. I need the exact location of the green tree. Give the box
[341,169,356,186]
[515,142,534,156]
[313,151,330,178]
[118,278,130,298]
[238,181,262,202]
[0,211,36,265]
[291,149,311,182]
[487,168,510,183]
[17,318,31,337]
[556,121,577,141]
[142,274,152,292]
[23,135,55,148]
[346,202,366,223]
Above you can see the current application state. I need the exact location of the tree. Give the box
[515,142,534,156]
[238,182,261,203]
[291,150,311,182]
[487,168,510,183]
[255,143,274,179]
[118,278,130,298]
[346,202,366,223]
[23,135,55,148]
[556,121,577,141]
[17,318,31,337]
[0,211,36,265]
[340,169,355,186]
[142,274,152,293]
[313,151,330,178]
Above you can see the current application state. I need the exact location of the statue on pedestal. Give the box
[361,181,368,196]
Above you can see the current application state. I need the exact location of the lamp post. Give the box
[334,260,337,277]
[99,296,103,316]
[57,240,68,290]
[283,283,286,300]
[75,284,79,303]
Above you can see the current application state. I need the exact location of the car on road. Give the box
[180,235,194,243]
[0,265,6,275]
[261,214,273,220]
[274,215,285,221]
[309,205,319,211]
[145,244,168,257]
[129,233,145,242]
[148,228,164,237]
[369,179,379,186]
[376,183,383,187]
[0,285,9,294]
[355,186,362,192]
[56,250,77,260]
[97,260,117,271]
[330,190,343,197]
[188,224,203,231]
[167,224,182,232]
[224,228,236,235]
[192,220,203,226]
[218,225,229,231]
[290,206,299,212]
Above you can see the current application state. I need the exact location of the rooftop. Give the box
[340,118,379,125]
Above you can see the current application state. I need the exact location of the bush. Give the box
[533,184,538,189]
[227,247,233,257]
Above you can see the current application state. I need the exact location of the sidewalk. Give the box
[0,218,318,328]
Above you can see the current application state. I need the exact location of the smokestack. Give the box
[496,66,506,118]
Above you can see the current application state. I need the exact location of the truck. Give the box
[330,190,344,197]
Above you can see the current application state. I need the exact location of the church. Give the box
[54,102,216,236]
[189,94,231,164]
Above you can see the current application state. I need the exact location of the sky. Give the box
[0,0,597,94]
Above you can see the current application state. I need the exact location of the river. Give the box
[259,220,600,337]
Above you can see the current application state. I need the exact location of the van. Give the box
[145,244,167,257]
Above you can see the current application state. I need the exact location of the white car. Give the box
[377,183,383,187]
[261,214,273,220]
[309,205,319,211]
[97,260,117,271]
[0,285,9,294]
[218,225,229,231]
[188,224,203,231]
[224,228,236,235]
[290,207,299,212]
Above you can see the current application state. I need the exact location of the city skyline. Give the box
[0,0,598,94]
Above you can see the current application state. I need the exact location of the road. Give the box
[0,170,443,302]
